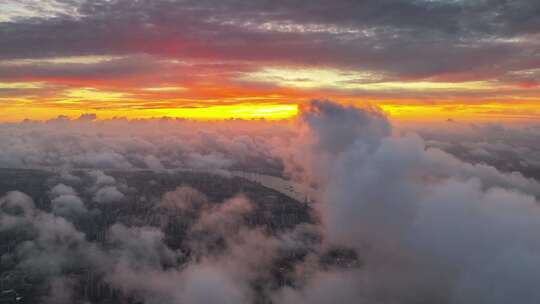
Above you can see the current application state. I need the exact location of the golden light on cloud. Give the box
[62,88,128,102]
[241,68,376,89]
[242,67,495,91]
[141,86,188,92]
[0,82,47,89]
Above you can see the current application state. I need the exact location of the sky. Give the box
[1,0,540,122]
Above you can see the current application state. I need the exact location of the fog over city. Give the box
[1,100,540,303]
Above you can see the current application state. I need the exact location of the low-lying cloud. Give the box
[1,100,540,303]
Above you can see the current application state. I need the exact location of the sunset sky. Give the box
[1,0,540,122]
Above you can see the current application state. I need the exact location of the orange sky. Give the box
[1,1,540,123]
[2,70,539,123]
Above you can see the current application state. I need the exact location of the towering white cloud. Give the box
[278,100,540,303]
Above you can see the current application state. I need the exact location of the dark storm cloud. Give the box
[1,0,539,80]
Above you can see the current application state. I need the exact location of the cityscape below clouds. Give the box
[1,1,540,304]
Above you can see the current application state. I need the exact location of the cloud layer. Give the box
[2,100,540,303]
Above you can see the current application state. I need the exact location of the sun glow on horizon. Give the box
[3,99,540,124]
[0,103,300,122]
[2,57,539,123]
